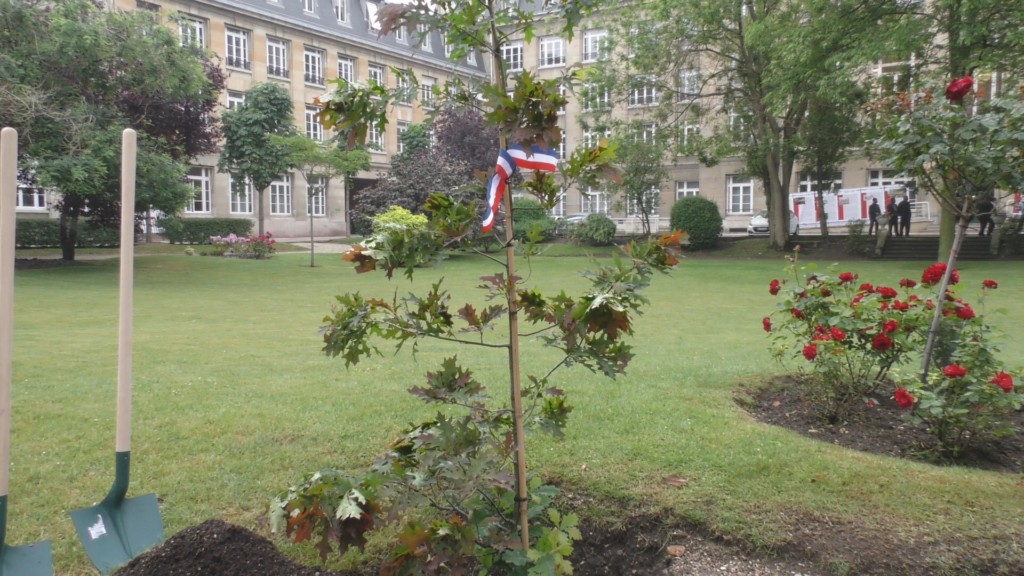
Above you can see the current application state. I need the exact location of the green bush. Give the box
[568,213,617,246]
[15,218,120,247]
[512,198,557,242]
[372,206,428,234]
[157,216,253,244]
[670,196,722,250]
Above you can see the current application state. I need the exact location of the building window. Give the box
[393,21,407,43]
[550,193,566,218]
[270,176,292,215]
[337,55,355,82]
[185,167,211,213]
[681,122,700,147]
[558,129,566,160]
[538,36,565,67]
[582,83,611,111]
[267,38,289,78]
[675,181,699,200]
[304,47,325,86]
[444,37,453,58]
[225,27,250,70]
[868,169,915,198]
[307,176,327,216]
[226,91,245,110]
[502,42,523,72]
[582,127,611,149]
[679,69,700,98]
[629,76,659,107]
[728,109,749,145]
[797,172,842,193]
[396,121,409,154]
[420,76,435,107]
[368,63,386,86]
[875,55,915,96]
[628,189,660,216]
[368,125,385,151]
[366,1,380,31]
[16,186,46,210]
[728,175,753,214]
[466,50,476,64]
[418,23,432,51]
[634,123,657,145]
[303,0,315,13]
[178,17,205,49]
[582,187,610,214]
[228,175,253,214]
[305,106,323,141]
[333,0,348,23]
[582,29,608,62]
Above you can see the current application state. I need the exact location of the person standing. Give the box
[886,199,899,236]
[976,196,995,236]
[868,198,881,235]
[897,196,912,237]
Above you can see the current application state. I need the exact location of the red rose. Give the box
[950,269,960,285]
[790,308,805,319]
[803,344,818,361]
[876,286,897,299]
[942,364,968,378]
[956,303,975,320]
[921,263,946,286]
[894,388,916,409]
[830,327,846,341]
[945,76,973,102]
[819,288,832,297]
[872,333,894,351]
[851,294,864,307]
[762,317,772,333]
[838,272,856,284]
[769,279,781,295]
[859,282,874,293]
[983,279,998,289]
[883,320,899,333]
[990,371,1014,393]
[899,278,917,288]
[893,300,909,312]
[879,301,890,312]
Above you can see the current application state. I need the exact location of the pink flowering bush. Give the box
[209,232,277,259]
[766,260,1022,450]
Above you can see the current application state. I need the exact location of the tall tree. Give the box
[218,82,296,236]
[0,0,223,260]
[607,136,668,237]
[274,134,370,266]
[597,0,909,249]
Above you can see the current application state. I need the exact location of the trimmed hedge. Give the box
[158,217,254,244]
[15,219,120,248]
[670,196,723,250]
[568,213,617,246]
[511,198,558,242]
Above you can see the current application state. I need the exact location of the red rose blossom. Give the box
[838,272,856,284]
[899,278,917,288]
[830,327,846,341]
[983,279,998,289]
[769,279,781,295]
[859,282,874,293]
[819,288,832,297]
[942,364,968,378]
[990,371,1014,393]
[883,320,899,333]
[956,303,975,320]
[876,286,897,299]
[945,76,973,102]
[790,308,805,319]
[893,300,909,312]
[803,344,818,361]
[894,388,916,409]
[762,317,772,333]
[871,333,894,351]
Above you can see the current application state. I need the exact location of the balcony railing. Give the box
[225,56,250,70]
[267,65,289,78]
[304,73,324,86]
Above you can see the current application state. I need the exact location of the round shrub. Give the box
[670,196,722,250]
[372,205,428,234]
[511,198,557,242]
[568,213,617,246]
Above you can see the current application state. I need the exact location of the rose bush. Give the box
[765,260,1022,455]
[209,232,277,259]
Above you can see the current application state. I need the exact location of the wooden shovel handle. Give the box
[0,127,17,496]
[116,129,136,454]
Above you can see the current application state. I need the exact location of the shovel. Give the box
[1,128,54,575]
[70,129,164,575]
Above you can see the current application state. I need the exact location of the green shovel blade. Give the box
[0,542,54,576]
[70,453,163,575]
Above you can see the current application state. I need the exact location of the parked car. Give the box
[556,213,589,234]
[747,209,799,236]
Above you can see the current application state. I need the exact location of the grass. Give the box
[8,246,1024,574]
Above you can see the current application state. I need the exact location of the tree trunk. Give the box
[920,199,970,381]
[937,204,955,260]
[769,180,788,249]
[59,210,79,261]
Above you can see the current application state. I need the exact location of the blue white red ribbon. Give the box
[481,144,559,232]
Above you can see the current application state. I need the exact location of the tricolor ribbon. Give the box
[481,144,559,232]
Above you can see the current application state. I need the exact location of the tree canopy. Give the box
[0,0,224,259]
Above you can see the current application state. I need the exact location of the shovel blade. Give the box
[0,541,54,576]
[70,493,163,575]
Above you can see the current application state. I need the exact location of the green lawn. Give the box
[8,247,1024,574]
